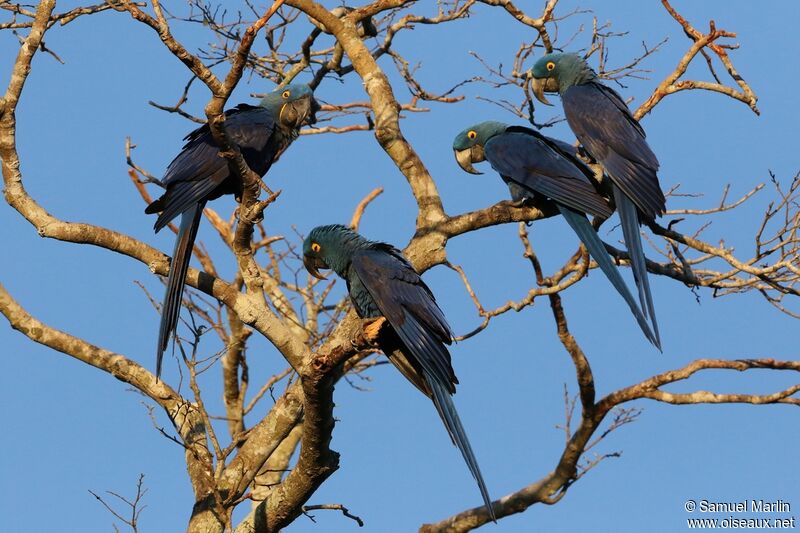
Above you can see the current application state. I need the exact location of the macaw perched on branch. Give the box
[302,224,496,522]
[453,121,658,347]
[530,53,666,350]
[146,83,319,378]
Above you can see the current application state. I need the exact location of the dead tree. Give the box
[0,1,796,532]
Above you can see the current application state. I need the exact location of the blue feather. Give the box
[613,186,662,350]
[558,205,658,347]
[156,201,204,378]
[323,239,496,519]
[428,373,496,522]
[528,54,665,349]
[460,123,656,346]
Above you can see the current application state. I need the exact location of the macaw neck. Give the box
[262,121,302,166]
[558,64,598,93]
[274,122,301,143]
[329,254,354,279]
[328,236,373,279]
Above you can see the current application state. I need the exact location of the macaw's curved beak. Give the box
[307,95,321,125]
[530,76,557,106]
[281,95,319,128]
[454,147,483,175]
[303,254,328,279]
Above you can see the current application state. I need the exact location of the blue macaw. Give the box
[146,83,319,378]
[530,53,665,349]
[302,224,496,521]
[453,121,658,347]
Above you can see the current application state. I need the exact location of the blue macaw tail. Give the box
[558,204,658,348]
[427,372,496,522]
[156,201,205,378]
[612,186,662,350]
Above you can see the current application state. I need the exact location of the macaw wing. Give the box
[543,136,580,158]
[152,104,276,230]
[485,130,612,219]
[503,126,592,170]
[562,83,665,218]
[150,173,226,231]
[351,246,457,393]
[351,247,494,519]
[163,104,276,186]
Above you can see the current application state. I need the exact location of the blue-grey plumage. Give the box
[453,121,658,346]
[155,202,203,379]
[302,224,496,522]
[614,187,661,345]
[530,53,664,349]
[147,83,319,378]
[558,205,658,346]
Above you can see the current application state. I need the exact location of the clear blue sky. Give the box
[1,2,797,532]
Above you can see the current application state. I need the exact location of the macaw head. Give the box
[529,53,596,105]
[259,83,320,129]
[302,224,368,279]
[452,121,508,175]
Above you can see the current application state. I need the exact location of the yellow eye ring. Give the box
[282,90,291,99]
[311,242,321,253]
[546,61,556,71]
[467,130,477,140]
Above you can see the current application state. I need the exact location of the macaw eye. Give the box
[282,90,291,99]
[467,130,477,140]
[311,242,321,253]
[546,61,556,71]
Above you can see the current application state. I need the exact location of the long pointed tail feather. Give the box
[156,201,205,378]
[612,186,662,350]
[558,205,658,347]
[426,372,496,522]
